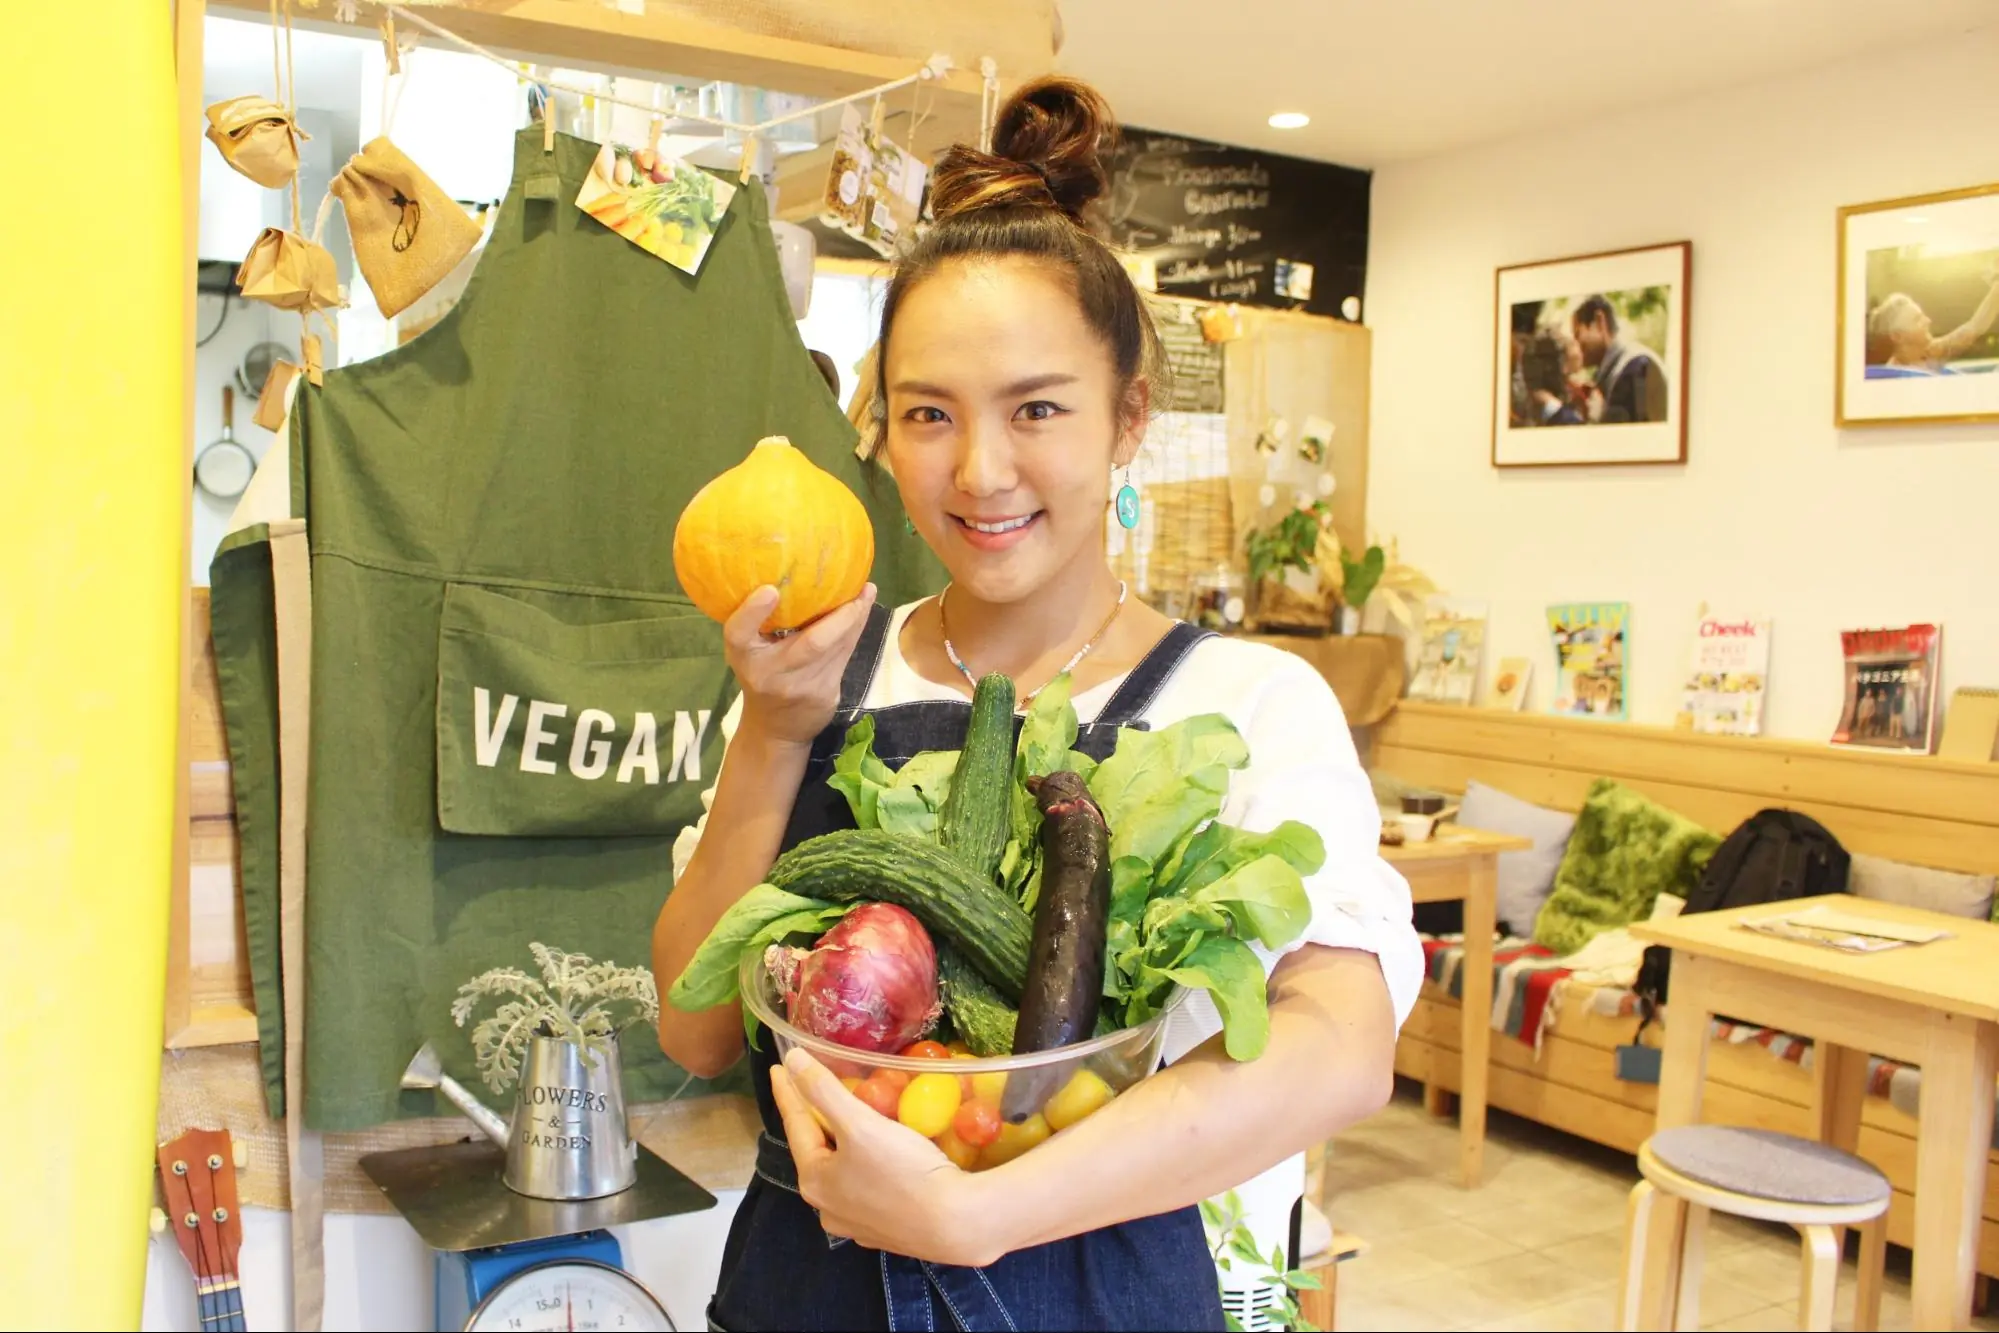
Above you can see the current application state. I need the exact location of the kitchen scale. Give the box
[360,1138,717,1331]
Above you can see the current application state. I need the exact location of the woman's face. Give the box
[883,256,1140,606]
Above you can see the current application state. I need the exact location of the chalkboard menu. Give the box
[1106,129,1370,321]
[1155,314,1225,412]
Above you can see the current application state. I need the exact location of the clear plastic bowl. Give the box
[738,949,1182,1170]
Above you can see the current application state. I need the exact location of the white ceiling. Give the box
[1057,0,1999,168]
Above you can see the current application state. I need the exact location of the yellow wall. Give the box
[0,4,184,1325]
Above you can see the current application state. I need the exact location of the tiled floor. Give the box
[1316,1081,1998,1332]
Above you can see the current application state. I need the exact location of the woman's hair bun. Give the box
[927,76,1118,234]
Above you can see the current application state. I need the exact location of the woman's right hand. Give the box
[724,583,879,747]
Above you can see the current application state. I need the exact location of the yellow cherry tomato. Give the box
[935,1127,982,1170]
[978,1112,1051,1168]
[1043,1070,1115,1131]
[969,1070,1008,1107]
[840,1076,863,1092]
[897,1072,962,1138]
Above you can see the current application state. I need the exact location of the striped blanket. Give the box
[1419,935,1571,1051]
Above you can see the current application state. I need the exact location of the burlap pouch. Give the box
[329,138,480,318]
[205,96,309,189]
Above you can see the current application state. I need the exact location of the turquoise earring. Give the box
[903,514,918,535]
[1114,467,1140,530]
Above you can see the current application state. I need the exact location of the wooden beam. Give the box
[208,0,1013,106]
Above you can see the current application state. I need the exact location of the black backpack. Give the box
[1633,808,1850,1011]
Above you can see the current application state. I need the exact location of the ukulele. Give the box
[155,1128,248,1332]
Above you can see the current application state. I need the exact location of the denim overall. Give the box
[707,606,1228,1332]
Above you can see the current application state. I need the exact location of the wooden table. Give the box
[1630,895,1999,1331]
[1382,826,1533,1188]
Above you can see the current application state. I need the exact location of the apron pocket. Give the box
[435,582,731,837]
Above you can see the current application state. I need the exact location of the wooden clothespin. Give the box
[543,92,556,153]
[380,15,400,75]
[647,114,664,160]
[738,134,760,185]
[867,95,886,145]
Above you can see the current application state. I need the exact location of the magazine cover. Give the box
[1830,624,1943,752]
[1676,611,1772,736]
[1547,602,1629,719]
[1409,598,1488,706]
[1489,657,1532,711]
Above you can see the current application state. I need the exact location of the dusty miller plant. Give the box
[451,944,660,1096]
[1200,1189,1322,1332]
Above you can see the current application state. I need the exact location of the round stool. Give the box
[1615,1125,1891,1332]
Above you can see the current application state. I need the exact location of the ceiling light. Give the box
[1267,111,1310,130]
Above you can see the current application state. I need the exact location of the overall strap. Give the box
[836,603,896,712]
[1094,621,1215,728]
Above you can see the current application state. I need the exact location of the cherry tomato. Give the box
[1044,1069,1115,1131]
[897,1072,963,1138]
[951,1099,1002,1148]
[869,1067,912,1092]
[945,1040,971,1055]
[969,1070,1008,1107]
[899,1040,953,1061]
[978,1112,1050,1167]
[839,1075,863,1093]
[934,1127,982,1170]
[853,1071,903,1119]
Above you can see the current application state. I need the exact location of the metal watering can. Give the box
[402,1034,639,1200]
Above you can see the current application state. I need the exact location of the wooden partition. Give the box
[1371,700,1999,1274]
[1374,701,1999,874]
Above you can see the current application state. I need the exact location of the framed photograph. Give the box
[1492,241,1691,468]
[1837,182,1999,427]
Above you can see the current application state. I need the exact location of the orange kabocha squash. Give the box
[673,436,875,631]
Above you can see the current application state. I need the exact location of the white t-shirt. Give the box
[670,600,1424,1063]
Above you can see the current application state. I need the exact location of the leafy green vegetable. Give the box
[1190,853,1314,951]
[827,716,895,829]
[1087,714,1248,843]
[875,785,937,839]
[894,751,958,810]
[668,886,850,1010]
[1161,819,1324,897]
[1152,935,1270,1059]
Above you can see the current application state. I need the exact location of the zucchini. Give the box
[938,672,1016,882]
[1003,770,1112,1123]
[766,829,1032,999]
[937,943,1018,1056]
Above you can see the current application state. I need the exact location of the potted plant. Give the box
[1244,500,1335,634]
[451,943,660,1096]
[1321,534,1437,636]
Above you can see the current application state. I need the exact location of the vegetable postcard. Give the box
[577,143,735,274]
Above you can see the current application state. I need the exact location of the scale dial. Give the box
[463,1258,675,1332]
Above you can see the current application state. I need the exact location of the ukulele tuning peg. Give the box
[149,1207,168,1235]
[183,1212,199,1229]
[207,1154,224,1171]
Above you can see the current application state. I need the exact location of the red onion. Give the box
[774,903,939,1052]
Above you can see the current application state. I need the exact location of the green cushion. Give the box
[1533,778,1721,955]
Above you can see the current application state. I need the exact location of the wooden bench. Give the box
[1369,701,1999,1278]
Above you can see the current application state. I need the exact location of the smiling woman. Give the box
[652,74,1420,1333]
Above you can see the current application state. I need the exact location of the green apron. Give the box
[211,128,939,1128]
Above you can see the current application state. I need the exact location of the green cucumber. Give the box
[765,829,1032,999]
[938,672,1016,882]
[937,943,1018,1056]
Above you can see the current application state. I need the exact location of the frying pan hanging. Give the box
[194,385,257,501]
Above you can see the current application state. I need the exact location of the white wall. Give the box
[1365,25,1999,742]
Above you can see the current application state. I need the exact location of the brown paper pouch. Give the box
[330,138,480,318]
[205,96,309,190]
[236,228,342,314]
